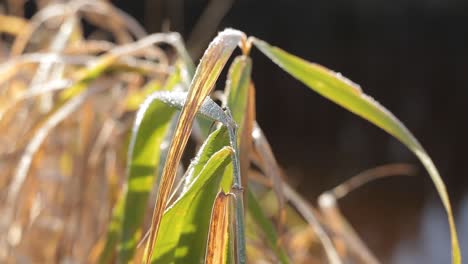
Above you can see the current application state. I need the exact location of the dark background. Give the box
[120,0,467,262]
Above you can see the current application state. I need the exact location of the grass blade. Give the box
[98,72,181,262]
[151,144,233,263]
[101,88,232,263]
[252,38,461,264]
[205,192,232,264]
[224,55,255,192]
[238,84,256,200]
[117,94,176,262]
[144,28,244,263]
[224,55,251,133]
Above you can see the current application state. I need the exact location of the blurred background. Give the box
[12,0,468,262]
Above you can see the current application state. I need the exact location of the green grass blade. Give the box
[98,76,180,263]
[144,29,244,263]
[247,189,290,264]
[252,38,461,264]
[117,95,177,262]
[118,89,235,263]
[196,54,252,141]
[102,83,179,264]
[224,55,252,131]
[224,55,253,189]
[185,127,230,187]
[152,142,233,263]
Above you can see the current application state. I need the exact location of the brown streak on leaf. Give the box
[205,192,231,264]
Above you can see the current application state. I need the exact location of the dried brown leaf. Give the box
[205,192,231,264]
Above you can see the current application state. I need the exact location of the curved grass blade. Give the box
[144,28,244,263]
[183,127,230,188]
[97,73,182,263]
[160,126,231,263]
[143,90,239,190]
[193,55,252,142]
[150,91,236,130]
[195,54,252,141]
[124,94,236,263]
[151,146,233,263]
[159,127,229,263]
[252,38,461,264]
[97,39,191,253]
[131,91,239,263]
[94,62,182,264]
[117,94,176,263]
[205,192,232,264]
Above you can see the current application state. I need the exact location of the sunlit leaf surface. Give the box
[205,192,231,264]
[252,38,461,264]
[152,143,232,263]
[144,29,244,263]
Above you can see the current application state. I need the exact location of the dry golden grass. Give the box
[0,1,171,262]
[0,1,459,264]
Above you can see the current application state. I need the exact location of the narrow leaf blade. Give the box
[118,96,176,262]
[144,28,244,263]
[252,38,461,263]
[205,192,231,264]
[151,145,233,263]
[224,55,252,130]
[224,56,255,191]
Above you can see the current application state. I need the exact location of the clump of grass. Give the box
[0,1,461,264]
